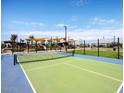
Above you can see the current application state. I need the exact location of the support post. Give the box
[117,37,120,59]
[20,39,21,51]
[17,44,18,52]
[14,54,17,65]
[84,40,85,55]
[36,41,37,53]
[27,41,29,53]
[73,41,75,56]
[98,39,99,56]
[56,36,58,51]
[64,26,67,42]
[12,42,14,54]
[60,47,61,52]
[114,36,115,46]
[50,37,52,50]
[64,26,67,52]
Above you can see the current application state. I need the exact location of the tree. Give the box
[10,34,17,42]
[10,34,17,53]
[29,35,34,40]
[28,35,34,47]
[1,42,6,49]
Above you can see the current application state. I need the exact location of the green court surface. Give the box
[18,54,122,93]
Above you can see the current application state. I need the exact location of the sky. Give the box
[1,0,123,41]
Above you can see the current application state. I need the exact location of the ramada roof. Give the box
[31,38,65,41]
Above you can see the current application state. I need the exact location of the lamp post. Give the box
[64,26,67,42]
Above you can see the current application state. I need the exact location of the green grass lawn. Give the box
[72,50,123,59]
[18,54,122,93]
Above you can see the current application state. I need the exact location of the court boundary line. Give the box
[18,59,37,93]
[27,62,122,82]
[117,82,123,93]
[63,63,122,82]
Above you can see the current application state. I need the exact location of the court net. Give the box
[14,51,73,65]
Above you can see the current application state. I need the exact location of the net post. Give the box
[117,37,120,59]
[97,39,99,56]
[84,40,85,55]
[14,54,17,65]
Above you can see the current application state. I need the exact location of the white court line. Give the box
[63,63,122,82]
[27,63,63,72]
[18,59,37,93]
[117,82,123,93]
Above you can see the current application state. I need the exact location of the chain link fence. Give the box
[73,37,123,59]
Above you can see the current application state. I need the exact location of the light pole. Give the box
[114,36,115,46]
[64,26,67,42]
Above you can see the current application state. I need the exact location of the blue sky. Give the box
[1,0,123,41]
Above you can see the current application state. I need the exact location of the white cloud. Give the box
[68,28,122,40]
[70,0,88,7]
[12,20,28,25]
[69,25,78,29]
[56,24,67,27]
[91,17,116,25]
[70,16,78,21]
[2,20,122,41]
[30,22,44,26]
[56,24,78,30]
[3,28,122,42]
[12,21,45,26]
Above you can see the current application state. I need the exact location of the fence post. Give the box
[65,42,67,53]
[51,37,52,50]
[64,26,67,53]
[20,39,21,51]
[36,41,37,53]
[27,41,29,53]
[12,42,14,54]
[98,39,99,56]
[84,40,85,55]
[60,47,61,52]
[73,41,75,56]
[117,37,120,59]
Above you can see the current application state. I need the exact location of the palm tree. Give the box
[28,35,34,47]
[10,34,17,53]
[10,34,17,42]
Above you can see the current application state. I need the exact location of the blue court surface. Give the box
[1,52,123,93]
[1,54,34,93]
